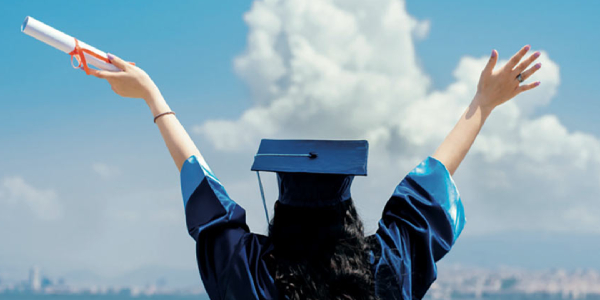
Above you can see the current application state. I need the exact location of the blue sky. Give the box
[1,0,600,285]
[406,1,600,135]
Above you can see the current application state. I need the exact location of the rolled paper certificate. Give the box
[21,16,123,73]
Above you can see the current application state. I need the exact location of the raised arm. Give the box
[433,45,542,175]
[89,53,204,172]
[89,55,260,299]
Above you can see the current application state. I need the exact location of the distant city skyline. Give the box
[0,265,204,296]
[3,264,600,299]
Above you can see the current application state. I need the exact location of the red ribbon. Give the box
[68,38,135,75]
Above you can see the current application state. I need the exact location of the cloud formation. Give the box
[0,176,62,220]
[92,162,121,179]
[194,0,600,235]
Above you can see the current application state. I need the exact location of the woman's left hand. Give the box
[474,45,542,112]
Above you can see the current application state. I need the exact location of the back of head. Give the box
[268,199,378,300]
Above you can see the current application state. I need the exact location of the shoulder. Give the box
[218,233,279,300]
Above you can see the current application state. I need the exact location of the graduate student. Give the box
[90,45,542,299]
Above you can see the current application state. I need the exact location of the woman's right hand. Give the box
[474,45,542,113]
[433,45,543,175]
[89,53,160,101]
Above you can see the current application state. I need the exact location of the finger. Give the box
[517,81,541,94]
[520,62,542,81]
[107,53,130,71]
[482,49,498,75]
[514,51,540,74]
[88,68,120,79]
[507,45,531,69]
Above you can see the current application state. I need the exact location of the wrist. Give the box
[145,93,171,117]
[143,87,163,103]
[471,94,494,117]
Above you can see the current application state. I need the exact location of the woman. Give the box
[90,45,542,299]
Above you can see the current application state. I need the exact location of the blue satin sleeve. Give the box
[180,155,251,299]
[373,156,466,299]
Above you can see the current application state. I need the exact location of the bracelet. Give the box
[153,111,176,123]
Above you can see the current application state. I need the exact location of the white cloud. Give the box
[0,176,62,220]
[193,0,600,235]
[92,162,121,179]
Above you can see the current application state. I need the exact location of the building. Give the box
[29,266,41,292]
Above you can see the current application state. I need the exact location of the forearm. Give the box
[432,95,492,176]
[145,91,206,172]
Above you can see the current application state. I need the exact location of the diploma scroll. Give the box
[21,16,132,74]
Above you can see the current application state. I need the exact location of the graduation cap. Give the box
[251,139,369,223]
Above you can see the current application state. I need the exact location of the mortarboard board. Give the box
[251,139,369,222]
[251,139,368,175]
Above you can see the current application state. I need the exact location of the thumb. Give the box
[482,49,498,75]
[107,53,130,71]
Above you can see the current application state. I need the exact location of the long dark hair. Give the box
[268,199,378,300]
